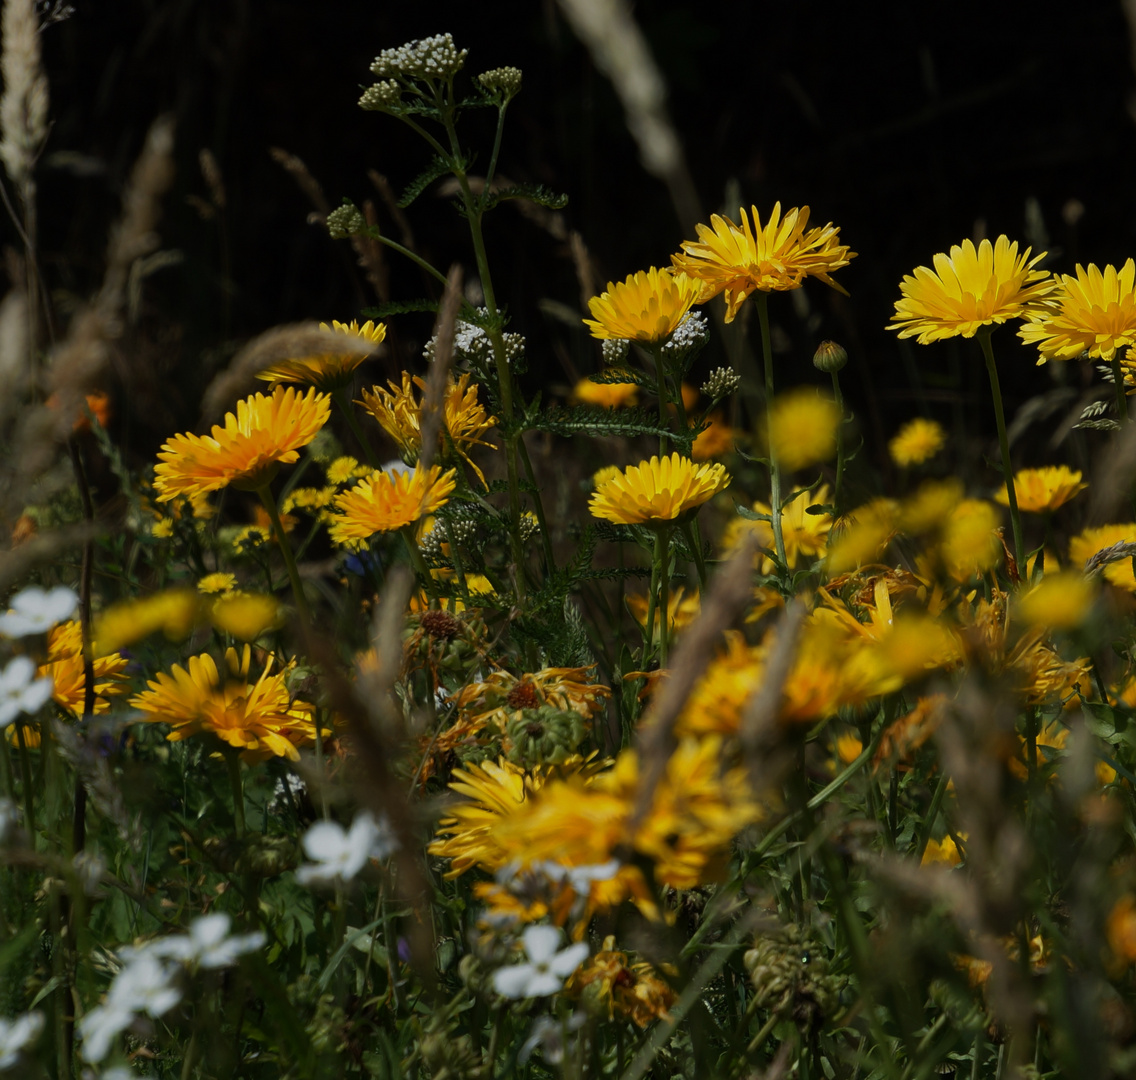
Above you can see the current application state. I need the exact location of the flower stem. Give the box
[1111,354,1129,423]
[15,723,35,848]
[830,369,846,515]
[680,519,707,590]
[977,330,1024,571]
[334,388,379,468]
[755,293,787,568]
[400,525,438,605]
[656,527,673,668]
[651,347,670,456]
[226,750,246,837]
[256,485,310,623]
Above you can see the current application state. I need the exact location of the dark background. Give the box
[30,0,1136,482]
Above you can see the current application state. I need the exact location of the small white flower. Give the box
[78,1003,133,1063]
[147,913,264,970]
[492,925,589,999]
[296,810,399,886]
[107,952,181,1018]
[518,1012,587,1065]
[0,586,78,637]
[0,656,53,729]
[0,1010,44,1070]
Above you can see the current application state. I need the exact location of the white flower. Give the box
[0,656,53,729]
[491,925,589,999]
[107,952,181,1017]
[296,810,399,887]
[147,913,264,970]
[381,459,412,478]
[530,859,621,895]
[519,1012,586,1065]
[78,1003,133,1063]
[0,1011,43,1070]
[0,586,78,637]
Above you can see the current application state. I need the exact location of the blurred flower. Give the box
[0,585,77,637]
[46,389,111,433]
[492,925,589,999]
[1015,572,1095,631]
[996,465,1086,513]
[146,913,265,970]
[296,811,399,886]
[566,935,676,1026]
[592,464,621,488]
[900,478,964,536]
[130,645,319,763]
[941,499,1001,581]
[627,587,700,643]
[589,453,729,526]
[79,952,182,1063]
[1019,260,1136,361]
[691,410,734,460]
[889,236,1053,343]
[40,620,130,717]
[921,835,963,867]
[1069,523,1136,591]
[451,667,610,738]
[0,656,52,729]
[326,455,370,486]
[888,417,945,467]
[573,378,639,408]
[197,572,237,596]
[209,593,283,641]
[764,389,841,471]
[726,485,833,572]
[154,386,331,502]
[826,499,899,574]
[257,319,385,390]
[672,203,855,321]
[93,590,200,654]
[329,463,457,544]
[582,267,701,343]
[0,1011,42,1070]
[1108,895,1136,967]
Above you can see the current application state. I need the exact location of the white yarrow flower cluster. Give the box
[79,914,265,1063]
[369,34,468,81]
[701,365,741,401]
[0,585,77,637]
[492,925,589,1000]
[0,656,52,729]
[423,311,525,369]
[296,810,400,887]
[600,338,631,364]
[0,1010,43,1070]
[660,310,710,358]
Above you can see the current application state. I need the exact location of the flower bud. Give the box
[813,340,848,373]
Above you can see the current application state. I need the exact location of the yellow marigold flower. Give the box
[451,667,611,733]
[151,518,174,539]
[589,453,729,526]
[326,455,367,486]
[281,486,336,515]
[1015,572,1095,631]
[691,410,734,460]
[725,485,833,572]
[672,203,856,322]
[572,378,640,408]
[888,417,945,467]
[257,319,385,390]
[1069,523,1136,591]
[995,465,1086,514]
[834,733,863,765]
[197,572,237,596]
[232,524,272,552]
[38,620,130,718]
[1019,261,1136,361]
[154,386,331,502]
[826,499,899,574]
[209,593,284,641]
[94,590,201,654]
[763,389,840,471]
[582,267,701,343]
[941,499,1001,581]
[592,465,621,488]
[889,236,1054,344]
[129,645,319,763]
[921,835,963,868]
[566,936,676,1027]
[328,463,457,544]
[358,371,496,486]
[627,587,700,643]
[900,478,964,536]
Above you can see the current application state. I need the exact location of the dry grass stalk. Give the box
[368,169,416,248]
[269,146,330,217]
[1086,417,1136,524]
[417,265,462,471]
[0,0,47,189]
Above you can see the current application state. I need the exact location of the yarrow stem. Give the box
[256,485,310,623]
[755,293,788,568]
[977,330,1024,570]
[1111,354,1129,424]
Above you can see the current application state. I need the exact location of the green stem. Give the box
[370,229,450,289]
[657,527,673,668]
[756,293,787,568]
[912,769,951,864]
[680,520,707,590]
[15,724,35,848]
[517,437,557,574]
[977,330,1024,571]
[484,103,509,188]
[226,750,246,837]
[1113,354,1130,423]
[643,539,661,661]
[652,347,670,456]
[256,485,310,623]
[401,526,438,604]
[0,731,14,800]
[335,388,379,468]
[830,368,846,514]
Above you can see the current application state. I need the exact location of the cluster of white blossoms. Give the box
[369,33,467,82]
[423,310,526,369]
[295,809,399,887]
[660,310,710,359]
[79,914,265,1063]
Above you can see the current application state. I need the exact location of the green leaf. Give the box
[582,367,654,389]
[530,404,688,446]
[398,155,455,208]
[482,182,568,213]
[361,299,440,320]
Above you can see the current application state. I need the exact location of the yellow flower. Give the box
[328,463,457,544]
[691,411,735,460]
[209,593,284,640]
[589,453,729,526]
[94,590,201,653]
[152,518,174,539]
[995,465,1086,514]
[566,936,676,1027]
[889,236,1054,344]
[672,203,856,322]
[256,319,385,390]
[1069,523,1136,591]
[129,645,319,763]
[1019,261,1136,361]
[326,455,369,486]
[941,499,1001,581]
[764,390,840,471]
[359,371,496,486]
[38,620,130,718]
[826,499,899,574]
[154,386,331,502]
[1108,895,1136,968]
[727,485,833,572]
[888,418,945,467]
[451,667,611,732]
[627,587,700,643]
[573,378,640,408]
[582,267,701,343]
[900,479,964,536]
[197,572,237,596]
[592,464,622,488]
[921,835,963,868]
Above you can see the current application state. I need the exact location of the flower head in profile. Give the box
[889,418,945,467]
[583,267,701,343]
[1019,261,1136,361]
[672,203,856,321]
[1070,523,1136,592]
[154,386,331,502]
[763,389,841,471]
[589,453,729,526]
[493,925,590,999]
[889,236,1054,344]
[257,320,385,390]
[39,620,130,717]
[995,466,1086,514]
[328,463,457,544]
[129,645,319,762]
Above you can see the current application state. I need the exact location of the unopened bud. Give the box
[813,340,848,374]
[701,366,741,401]
[326,202,366,239]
